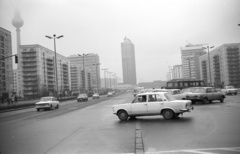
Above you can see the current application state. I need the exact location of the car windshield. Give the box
[164,93,176,101]
[78,94,86,97]
[40,97,52,102]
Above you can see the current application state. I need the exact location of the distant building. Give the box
[181,44,206,79]
[13,69,19,95]
[68,54,100,92]
[70,64,91,94]
[172,65,182,79]
[0,27,13,99]
[199,43,240,88]
[19,44,71,98]
[121,37,137,85]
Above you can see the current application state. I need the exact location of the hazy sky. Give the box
[1,0,240,83]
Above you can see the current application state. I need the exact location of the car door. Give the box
[206,88,214,100]
[147,94,164,115]
[211,88,220,100]
[131,95,148,116]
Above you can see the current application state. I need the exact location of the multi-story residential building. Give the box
[0,27,13,99]
[13,69,19,95]
[68,54,100,91]
[19,44,71,98]
[172,65,182,79]
[181,44,206,79]
[121,37,137,85]
[199,43,240,88]
[70,64,91,94]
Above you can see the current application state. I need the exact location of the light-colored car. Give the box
[35,96,59,111]
[107,92,113,97]
[221,86,238,95]
[92,93,100,99]
[112,92,194,121]
[174,88,194,100]
[77,93,88,102]
[186,87,225,104]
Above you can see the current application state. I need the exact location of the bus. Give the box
[165,79,206,90]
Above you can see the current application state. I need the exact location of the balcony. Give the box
[22,64,37,67]
[23,73,37,77]
[24,87,38,91]
[22,53,36,58]
[23,78,37,82]
[23,68,37,72]
[24,83,38,86]
[22,58,37,62]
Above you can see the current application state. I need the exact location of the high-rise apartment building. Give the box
[70,64,91,94]
[121,37,137,85]
[68,54,100,92]
[181,44,206,79]
[13,69,19,95]
[19,44,70,98]
[0,27,13,99]
[199,43,240,88]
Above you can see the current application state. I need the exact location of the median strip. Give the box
[135,121,144,154]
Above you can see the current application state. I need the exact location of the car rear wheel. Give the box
[117,110,128,121]
[162,109,174,120]
[220,96,224,103]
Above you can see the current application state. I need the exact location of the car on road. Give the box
[185,87,225,104]
[107,92,113,97]
[92,93,100,99]
[112,92,194,121]
[35,96,59,111]
[174,87,194,100]
[221,86,238,95]
[77,93,88,102]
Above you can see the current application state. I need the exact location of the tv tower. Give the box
[12,8,24,68]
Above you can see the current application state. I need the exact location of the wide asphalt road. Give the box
[0,93,240,154]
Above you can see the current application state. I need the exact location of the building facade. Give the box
[181,44,206,79]
[172,65,182,79]
[199,43,240,88]
[121,37,137,85]
[70,64,91,95]
[19,44,71,98]
[68,54,100,92]
[0,27,13,99]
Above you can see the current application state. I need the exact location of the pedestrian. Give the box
[15,95,18,103]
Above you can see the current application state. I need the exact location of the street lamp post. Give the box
[45,34,63,99]
[203,46,214,86]
[78,54,89,93]
[93,63,101,93]
[102,68,107,90]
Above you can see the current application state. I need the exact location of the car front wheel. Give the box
[202,98,208,104]
[162,109,174,120]
[117,110,128,121]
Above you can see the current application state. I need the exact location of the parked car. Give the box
[107,92,113,97]
[35,96,59,111]
[77,93,88,102]
[185,87,225,104]
[92,93,100,99]
[221,86,238,95]
[174,87,194,100]
[112,92,194,121]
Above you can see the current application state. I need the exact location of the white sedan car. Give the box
[112,92,194,121]
[35,96,59,111]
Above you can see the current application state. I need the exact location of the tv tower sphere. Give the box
[12,10,24,28]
